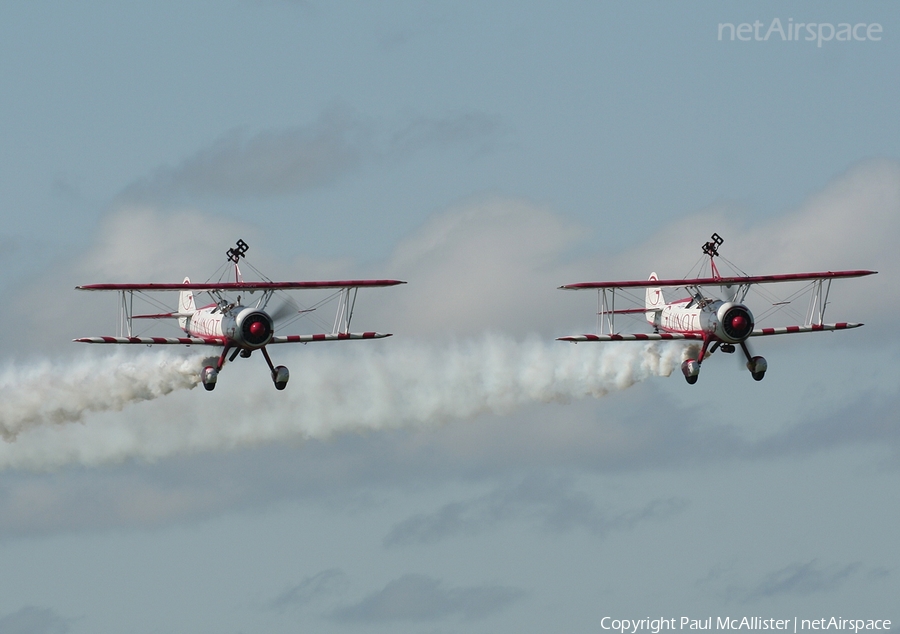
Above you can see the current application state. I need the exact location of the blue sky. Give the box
[1,2,899,633]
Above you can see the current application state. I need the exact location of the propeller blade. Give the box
[269,300,303,324]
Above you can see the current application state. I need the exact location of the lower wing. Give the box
[270,332,392,343]
[74,336,220,345]
[74,333,392,345]
[750,322,862,336]
[557,322,863,343]
[557,333,703,342]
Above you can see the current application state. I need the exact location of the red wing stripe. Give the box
[749,323,863,337]
[78,280,406,291]
[269,333,393,344]
[73,336,222,345]
[557,333,704,342]
[559,270,876,290]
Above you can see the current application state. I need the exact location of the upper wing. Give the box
[559,270,876,290]
[77,280,406,291]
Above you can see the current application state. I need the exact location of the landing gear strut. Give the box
[682,337,713,385]
[199,345,290,391]
[261,347,290,390]
[200,344,233,391]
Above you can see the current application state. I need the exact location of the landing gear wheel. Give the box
[747,356,767,382]
[201,365,218,391]
[681,359,700,385]
[272,365,290,391]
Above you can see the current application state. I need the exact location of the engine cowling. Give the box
[701,302,754,343]
[224,307,274,348]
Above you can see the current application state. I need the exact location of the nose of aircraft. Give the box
[730,315,746,332]
[249,320,266,337]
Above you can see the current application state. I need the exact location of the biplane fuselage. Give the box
[657,301,702,334]
[646,277,755,345]
[177,283,275,349]
[183,305,225,342]
[180,305,268,346]
[187,310,226,340]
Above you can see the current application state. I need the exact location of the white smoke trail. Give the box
[0,351,202,441]
[0,337,689,469]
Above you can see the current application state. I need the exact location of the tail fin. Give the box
[178,277,196,331]
[645,273,664,327]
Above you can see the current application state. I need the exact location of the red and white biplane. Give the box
[75,240,405,391]
[557,234,875,384]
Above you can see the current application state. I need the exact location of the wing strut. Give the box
[806,278,832,326]
[118,290,134,337]
[332,287,359,335]
[598,288,617,336]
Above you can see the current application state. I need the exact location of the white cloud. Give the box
[378,196,584,336]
